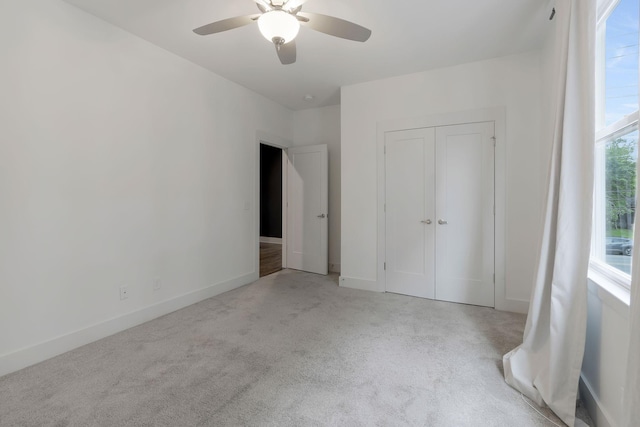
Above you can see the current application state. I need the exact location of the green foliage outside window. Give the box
[606,137,637,233]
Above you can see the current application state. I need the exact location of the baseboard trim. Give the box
[0,272,256,378]
[339,276,381,292]
[579,374,616,427]
[259,237,282,244]
[496,297,530,314]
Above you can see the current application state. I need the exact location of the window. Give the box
[591,0,640,286]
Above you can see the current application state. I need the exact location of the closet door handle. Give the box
[421,219,432,224]
[438,219,448,225]
[317,214,326,218]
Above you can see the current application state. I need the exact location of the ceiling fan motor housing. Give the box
[258,10,300,44]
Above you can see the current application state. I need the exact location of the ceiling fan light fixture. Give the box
[258,10,300,44]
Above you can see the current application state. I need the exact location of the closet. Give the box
[384,121,495,307]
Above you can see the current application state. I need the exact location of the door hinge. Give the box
[384,262,386,270]
[491,136,496,147]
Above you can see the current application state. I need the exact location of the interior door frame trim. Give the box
[376,107,519,312]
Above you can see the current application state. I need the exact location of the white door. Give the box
[286,144,328,275]
[384,122,495,307]
[385,128,436,299]
[435,122,494,307]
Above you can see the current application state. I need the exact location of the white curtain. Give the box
[623,34,640,426]
[502,1,595,426]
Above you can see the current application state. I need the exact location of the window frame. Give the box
[590,0,640,292]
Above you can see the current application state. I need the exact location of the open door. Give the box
[286,144,328,275]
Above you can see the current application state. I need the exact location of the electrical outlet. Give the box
[119,286,129,300]
[153,278,162,291]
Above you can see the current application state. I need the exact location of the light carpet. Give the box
[0,269,591,426]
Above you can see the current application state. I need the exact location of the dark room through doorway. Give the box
[259,143,283,277]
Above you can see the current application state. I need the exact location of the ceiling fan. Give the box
[193,0,372,65]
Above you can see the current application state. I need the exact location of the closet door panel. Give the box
[435,122,495,307]
[384,128,435,299]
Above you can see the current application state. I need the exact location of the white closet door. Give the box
[286,144,328,275]
[435,122,495,307]
[385,128,436,299]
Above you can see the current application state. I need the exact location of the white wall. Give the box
[0,0,293,376]
[581,280,629,427]
[340,51,544,311]
[292,105,341,273]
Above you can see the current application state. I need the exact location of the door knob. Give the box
[438,219,448,225]
[317,214,326,218]
[421,219,432,224]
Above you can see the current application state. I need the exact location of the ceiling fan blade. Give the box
[284,0,308,11]
[298,12,371,42]
[276,40,296,65]
[254,0,271,13]
[193,15,259,35]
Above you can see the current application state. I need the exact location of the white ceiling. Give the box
[63,0,551,111]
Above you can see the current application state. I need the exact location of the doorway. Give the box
[259,143,283,277]
[257,139,329,278]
